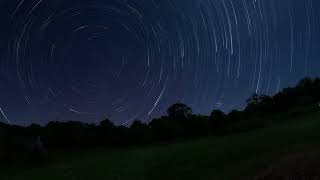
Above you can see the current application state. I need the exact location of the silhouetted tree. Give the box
[129,120,150,144]
[98,119,116,146]
[167,103,192,119]
[1,76,320,168]
[149,116,182,141]
[298,77,313,88]
[245,94,273,116]
[210,110,228,129]
[228,110,244,122]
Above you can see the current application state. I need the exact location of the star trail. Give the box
[0,0,320,125]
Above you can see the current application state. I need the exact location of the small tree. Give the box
[210,110,228,128]
[167,103,192,119]
[129,120,150,144]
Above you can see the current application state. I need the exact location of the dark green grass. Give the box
[2,112,320,180]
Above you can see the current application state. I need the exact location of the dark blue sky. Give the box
[0,0,320,125]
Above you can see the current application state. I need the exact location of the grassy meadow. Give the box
[2,112,320,180]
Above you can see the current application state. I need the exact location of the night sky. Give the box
[0,0,319,125]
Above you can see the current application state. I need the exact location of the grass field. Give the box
[2,112,320,180]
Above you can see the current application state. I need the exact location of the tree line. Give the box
[1,77,320,167]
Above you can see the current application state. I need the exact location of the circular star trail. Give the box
[0,0,319,125]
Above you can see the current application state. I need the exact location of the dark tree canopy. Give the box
[1,77,320,167]
[167,103,193,119]
[100,119,115,129]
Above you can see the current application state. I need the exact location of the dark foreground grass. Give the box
[2,112,320,180]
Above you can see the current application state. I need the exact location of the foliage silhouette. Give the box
[1,77,320,167]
